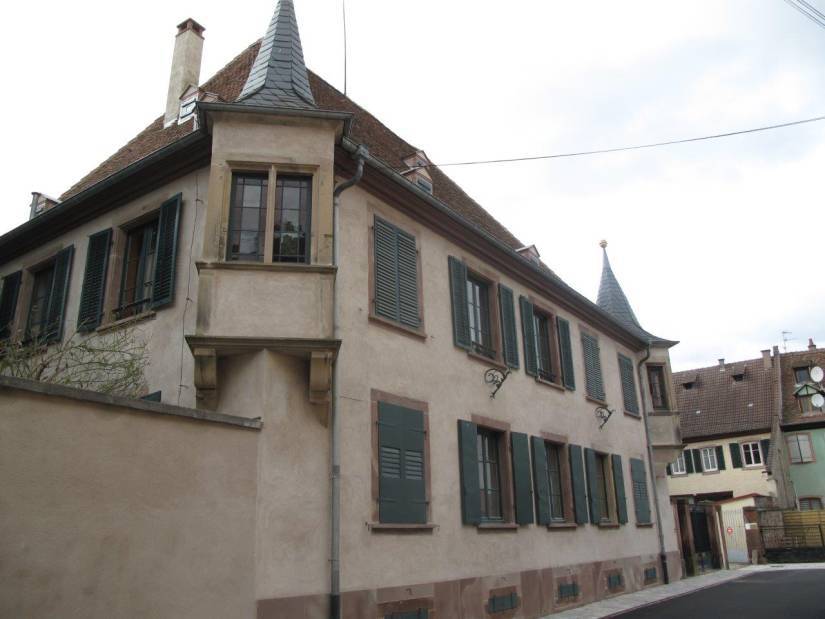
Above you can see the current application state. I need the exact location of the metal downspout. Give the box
[329,145,368,619]
[637,345,671,584]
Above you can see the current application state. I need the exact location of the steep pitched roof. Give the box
[673,358,775,440]
[237,0,315,108]
[596,242,674,346]
[59,40,523,251]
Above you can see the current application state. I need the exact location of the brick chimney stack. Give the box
[761,349,772,370]
[164,18,205,127]
[809,338,816,351]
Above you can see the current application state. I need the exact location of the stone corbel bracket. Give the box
[185,336,341,422]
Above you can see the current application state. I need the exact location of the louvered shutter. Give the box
[396,228,420,328]
[519,296,537,376]
[457,419,481,524]
[374,217,399,322]
[0,271,22,340]
[630,458,651,524]
[666,463,672,476]
[581,333,605,401]
[150,194,182,309]
[44,246,74,343]
[77,229,112,331]
[691,449,703,473]
[684,449,695,474]
[584,448,601,523]
[612,454,628,525]
[510,432,534,525]
[760,439,771,469]
[448,257,471,349]
[531,436,551,525]
[715,446,726,470]
[557,317,575,390]
[378,402,426,524]
[730,443,743,468]
[569,444,588,525]
[498,285,519,368]
[618,354,639,414]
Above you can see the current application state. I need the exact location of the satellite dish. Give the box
[811,366,824,383]
[812,393,825,409]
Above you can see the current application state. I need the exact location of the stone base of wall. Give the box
[257,551,683,619]
[764,548,825,563]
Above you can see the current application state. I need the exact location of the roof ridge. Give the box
[673,356,768,375]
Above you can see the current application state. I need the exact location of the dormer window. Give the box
[682,381,695,390]
[179,95,197,123]
[415,177,433,194]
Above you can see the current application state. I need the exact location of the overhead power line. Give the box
[416,113,825,169]
[782,0,825,29]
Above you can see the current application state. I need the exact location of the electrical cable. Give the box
[797,0,825,21]
[782,0,825,29]
[415,113,825,169]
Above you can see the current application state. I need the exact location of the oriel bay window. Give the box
[646,364,669,410]
[520,296,575,389]
[226,170,312,264]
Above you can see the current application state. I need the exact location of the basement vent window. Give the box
[487,592,519,614]
[557,582,579,602]
[644,567,657,584]
[607,573,624,591]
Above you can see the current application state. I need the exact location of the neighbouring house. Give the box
[779,340,825,511]
[0,3,684,618]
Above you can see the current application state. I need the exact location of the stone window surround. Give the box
[591,448,620,526]
[527,295,565,391]
[367,208,426,340]
[218,161,320,266]
[369,389,434,532]
[645,362,671,412]
[471,413,517,530]
[458,257,508,371]
[786,432,816,465]
[539,431,577,527]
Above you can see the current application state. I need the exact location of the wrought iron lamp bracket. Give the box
[595,405,614,430]
[484,368,510,399]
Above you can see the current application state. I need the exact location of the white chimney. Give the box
[164,19,205,127]
[761,349,772,370]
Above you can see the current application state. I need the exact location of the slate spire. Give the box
[596,241,674,345]
[238,0,316,108]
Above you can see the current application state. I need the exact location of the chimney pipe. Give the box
[718,358,725,370]
[809,338,816,351]
[164,18,205,127]
[761,349,772,370]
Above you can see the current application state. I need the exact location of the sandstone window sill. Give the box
[547,522,578,530]
[368,313,427,341]
[367,522,437,533]
[597,522,621,529]
[477,522,519,531]
[636,522,654,528]
[586,395,609,407]
[96,310,156,334]
[536,377,565,392]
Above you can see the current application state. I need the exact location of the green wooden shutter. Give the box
[612,454,628,525]
[77,229,112,331]
[684,449,695,474]
[378,402,427,524]
[666,463,672,476]
[510,432,534,525]
[730,443,743,468]
[584,448,601,523]
[569,444,588,524]
[457,419,481,524]
[448,257,471,349]
[618,354,639,414]
[557,317,575,390]
[630,458,651,524]
[760,439,771,468]
[715,446,726,470]
[498,285,519,369]
[45,246,74,343]
[0,271,22,340]
[150,194,182,309]
[519,295,537,376]
[691,449,703,473]
[374,217,400,322]
[581,333,605,401]
[395,227,420,329]
[531,436,551,525]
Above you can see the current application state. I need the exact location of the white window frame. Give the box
[700,447,718,472]
[741,441,763,467]
[786,434,814,464]
[671,452,687,475]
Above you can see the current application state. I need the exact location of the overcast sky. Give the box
[2,0,823,370]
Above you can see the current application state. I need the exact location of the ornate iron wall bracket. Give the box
[485,368,510,399]
[595,405,614,429]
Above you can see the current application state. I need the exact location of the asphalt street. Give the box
[620,569,825,618]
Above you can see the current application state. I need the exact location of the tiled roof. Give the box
[779,347,825,427]
[60,41,524,251]
[237,0,315,108]
[673,358,775,440]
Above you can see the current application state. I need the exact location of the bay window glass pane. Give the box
[273,175,311,263]
[227,173,268,262]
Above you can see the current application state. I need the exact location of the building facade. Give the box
[0,4,684,618]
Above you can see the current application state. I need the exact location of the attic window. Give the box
[732,373,745,382]
[179,95,197,123]
[416,177,433,194]
[682,382,695,390]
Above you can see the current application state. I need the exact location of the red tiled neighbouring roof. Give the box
[61,41,524,251]
[673,358,775,440]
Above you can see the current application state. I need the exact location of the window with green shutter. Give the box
[569,444,588,525]
[510,432,534,525]
[378,402,427,524]
[630,458,651,524]
[448,257,503,360]
[0,270,22,340]
[618,354,639,414]
[557,317,575,390]
[581,332,605,401]
[519,296,538,376]
[373,217,420,330]
[612,454,628,525]
[26,246,74,344]
[150,194,182,309]
[498,285,519,368]
[585,448,610,523]
[77,229,112,331]
[487,592,519,613]
[458,420,481,524]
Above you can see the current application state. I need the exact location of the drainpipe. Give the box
[637,345,671,584]
[329,144,368,619]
